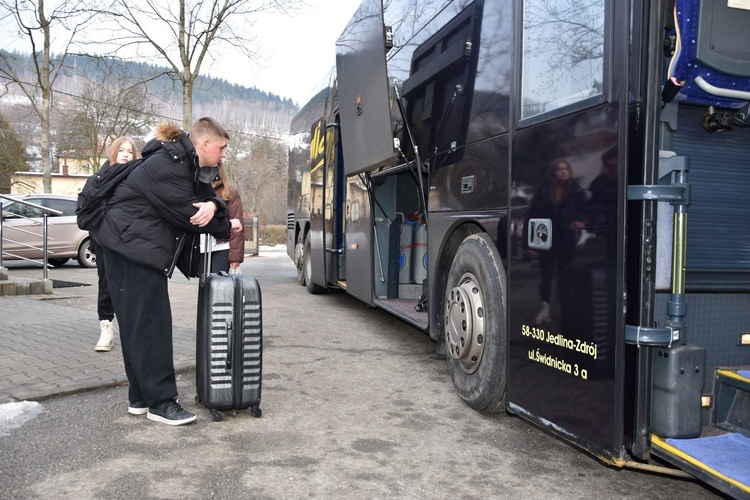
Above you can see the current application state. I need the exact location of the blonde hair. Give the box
[108,136,138,165]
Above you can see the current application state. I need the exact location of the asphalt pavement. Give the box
[0,248,722,499]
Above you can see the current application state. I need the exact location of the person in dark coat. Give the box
[96,117,242,426]
[527,158,587,324]
[90,136,138,353]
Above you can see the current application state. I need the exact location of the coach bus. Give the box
[286,0,750,496]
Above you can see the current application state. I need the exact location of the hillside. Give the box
[0,52,298,224]
[0,51,299,138]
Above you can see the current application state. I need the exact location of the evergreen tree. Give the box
[0,115,27,193]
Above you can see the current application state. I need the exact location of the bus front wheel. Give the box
[444,233,506,412]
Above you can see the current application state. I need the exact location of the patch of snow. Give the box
[259,244,287,252]
[0,401,44,437]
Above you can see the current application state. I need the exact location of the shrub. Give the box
[259,224,286,246]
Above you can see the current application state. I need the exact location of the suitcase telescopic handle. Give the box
[203,233,212,277]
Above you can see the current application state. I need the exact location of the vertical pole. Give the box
[42,212,49,281]
[0,212,4,269]
[667,169,689,344]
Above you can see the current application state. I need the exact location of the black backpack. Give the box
[76,158,143,232]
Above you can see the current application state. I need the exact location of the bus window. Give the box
[521,0,606,121]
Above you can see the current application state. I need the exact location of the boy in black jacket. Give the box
[97,117,242,426]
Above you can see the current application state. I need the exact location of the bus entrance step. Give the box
[715,369,750,437]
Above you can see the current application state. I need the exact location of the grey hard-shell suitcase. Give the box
[195,258,262,421]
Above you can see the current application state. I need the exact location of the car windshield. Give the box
[1,197,18,214]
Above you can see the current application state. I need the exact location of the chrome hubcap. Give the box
[445,272,485,374]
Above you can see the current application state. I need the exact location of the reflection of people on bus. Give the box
[586,147,618,262]
[528,159,587,324]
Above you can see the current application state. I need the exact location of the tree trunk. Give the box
[183,79,193,129]
[41,46,53,193]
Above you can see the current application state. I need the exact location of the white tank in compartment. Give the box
[412,219,427,284]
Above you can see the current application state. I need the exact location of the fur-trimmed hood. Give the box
[141,122,196,164]
[154,122,183,142]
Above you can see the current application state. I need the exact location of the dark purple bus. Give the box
[287,1,750,496]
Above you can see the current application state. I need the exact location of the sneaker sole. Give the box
[94,346,113,352]
[128,407,148,415]
[147,412,196,426]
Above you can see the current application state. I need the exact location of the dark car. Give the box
[1,194,95,268]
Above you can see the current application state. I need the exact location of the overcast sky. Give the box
[0,0,362,106]
[216,0,362,105]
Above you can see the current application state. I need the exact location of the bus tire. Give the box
[444,233,506,412]
[295,235,306,286]
[304,236,325,294]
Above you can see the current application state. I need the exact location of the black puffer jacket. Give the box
[96,123,230,277]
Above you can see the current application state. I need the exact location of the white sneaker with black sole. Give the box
[147,398,196,426]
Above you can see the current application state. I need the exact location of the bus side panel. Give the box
[345,174,374,305]
[287,89,332,261]
[508,103,622,457]
[308,133,327,289]
[324,124,345,285]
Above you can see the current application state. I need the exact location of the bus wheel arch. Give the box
[442,231,507,412]
[433,223,483,343]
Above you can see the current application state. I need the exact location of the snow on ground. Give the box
[258,244,286,252]
[0,401,43,437]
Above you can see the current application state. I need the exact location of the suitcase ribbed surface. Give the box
[197,274,262,412]
[209,301,232,389]
[240,299,262,390]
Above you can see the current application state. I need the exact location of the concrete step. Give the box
[0,268,53,296]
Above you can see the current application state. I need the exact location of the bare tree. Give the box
[103,0,303,129]
[0,0,99,192]
[224,128,287,224]
[58,62,158,170]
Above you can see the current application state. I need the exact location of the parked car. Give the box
[1,194,95,268]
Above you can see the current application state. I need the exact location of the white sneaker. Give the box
[534,301,551,324]
[95,319,115,352]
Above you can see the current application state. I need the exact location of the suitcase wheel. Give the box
[210,409,223,422]
[251,406,262,418]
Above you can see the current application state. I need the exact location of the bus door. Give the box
[324,122,346,285]
[336,0,401,305]
[507,0,627,460]
[307,118,327,290]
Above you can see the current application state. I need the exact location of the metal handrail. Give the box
[0,194,63,281]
